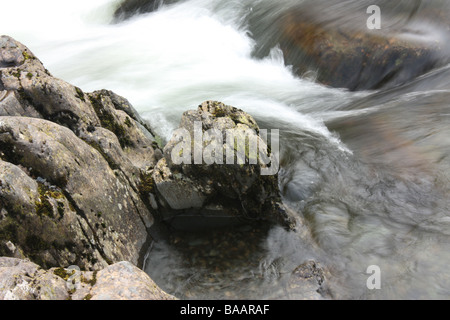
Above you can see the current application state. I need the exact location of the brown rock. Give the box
[279,9,443,90]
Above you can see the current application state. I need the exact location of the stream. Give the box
[2,0,449,299]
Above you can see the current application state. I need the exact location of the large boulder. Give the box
[151,101,296,230]
[0,35,161,269]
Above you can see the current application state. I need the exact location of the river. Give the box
[2,0,449,299]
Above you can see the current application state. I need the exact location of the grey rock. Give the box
[89,261,176,300]
[152,158,208,210]
[0,257,175,300]
[0,90,42,118]
[0,36,160,270]
[0,257,40,300]
[0,116,150,268]
[154,101,296,230]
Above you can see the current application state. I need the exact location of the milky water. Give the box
[2,0,450,299]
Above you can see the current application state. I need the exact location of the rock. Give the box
[0,116,153,268]
[113,0,181,22]
[0,257,40,300]
[285,260,330,300]
[153,101,296,230]
[248,2,448,91]
[279,11,442,90]
[152,158,208,211]
[0,35,160,270]
[85,89,160,172]
[0,257,175,300]
[0,36,99,132]
[89,261,176,300]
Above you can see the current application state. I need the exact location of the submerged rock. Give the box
[113,0,181,22]
[279,10,443,91]
[248,1,449,91]
[152,101,296,230]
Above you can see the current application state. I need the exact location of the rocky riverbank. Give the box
[0,257,176,300]
[0,35,160,270]
[0,35,301,299]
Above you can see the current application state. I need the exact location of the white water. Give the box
[4,0,450,300]
[0,0,363,144]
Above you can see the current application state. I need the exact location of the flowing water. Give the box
[2,0,450,299]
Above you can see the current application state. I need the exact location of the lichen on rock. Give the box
[0,35,160,270]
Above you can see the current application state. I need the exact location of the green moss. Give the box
[75,87,86,102]
[210,104,227,117]
[68,288,77,295]
[82,271,97,286]
[124,116,132,128]
[83,294,93,300]
[22,51,35,61]
[138,171,155,196]
[26,72,33,80]
[91,271,97,286]
[54,267,75,281]
[35,193,54,219]
[11,69,21,79]
[89,94,133,149]
[35,183,65,218]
